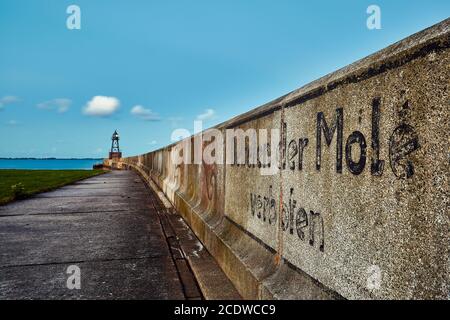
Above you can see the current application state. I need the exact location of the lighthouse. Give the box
[109,130,122,160]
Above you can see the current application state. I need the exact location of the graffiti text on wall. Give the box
[231,98,420,179]
[250,186,325,252]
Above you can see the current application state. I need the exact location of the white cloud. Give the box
[130,105,160,121]
[37,98,72,113]
[148,140,157,145]
[6,120,19,126]
[0,96,20,109]
[83,96,120,117]
[196,108,216,121]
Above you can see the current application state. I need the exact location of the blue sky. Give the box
[0,0,448,158]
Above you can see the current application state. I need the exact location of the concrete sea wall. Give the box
[115,19,449,299]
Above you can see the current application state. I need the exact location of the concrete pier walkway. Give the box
[0,171,201,299]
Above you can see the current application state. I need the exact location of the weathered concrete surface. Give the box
[127,165,241,300]
[0,171,189,299]
[121,19,449,300]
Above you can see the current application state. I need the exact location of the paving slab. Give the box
[0,170,187,299]
[0,257,183,300]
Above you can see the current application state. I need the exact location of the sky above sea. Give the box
[0,0,448,158]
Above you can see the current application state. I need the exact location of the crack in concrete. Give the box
[0,209,139,218]
[0,255,169,269]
